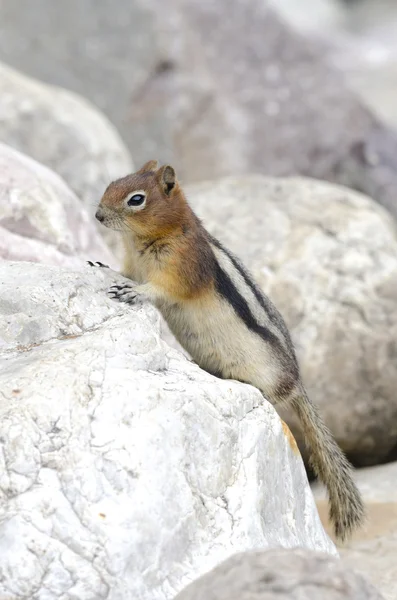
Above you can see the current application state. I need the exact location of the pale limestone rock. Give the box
[174,548,384,600]
[0,143,116,268]
[0,261,335,600]
[187,176,397,467]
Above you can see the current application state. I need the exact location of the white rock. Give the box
[0,143,115,268]
[0,261,336,600]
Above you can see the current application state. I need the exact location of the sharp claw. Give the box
[109,284,133,292]
[87,260,109,268]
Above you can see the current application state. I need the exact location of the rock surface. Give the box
[0,143,115,268]
[0,62,133,258]
[314,461,397,600]
[0,261,336,600]
[1,0,397,215]
[174,548,384,600]
[0,61,132,211]
[268,0,345,34]
[186,176,397,467]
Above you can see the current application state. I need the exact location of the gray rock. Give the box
[278,0,397,217]
[174,548,384,600]
[186,176,397,467]
[0,143,115,268]
[0,261,336,600]
[0,0,164,163]
[167,0,373,182]
[270,0,397,134]
[1,1,397,216]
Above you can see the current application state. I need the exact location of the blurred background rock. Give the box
[0,0,396,598]
[1,0,397,215]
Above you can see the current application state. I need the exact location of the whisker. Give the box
[120,218,136,234]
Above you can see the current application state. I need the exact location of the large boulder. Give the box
[0,62,133,258]
[187,176,397,467]
[174,548,384,600]
[0,143,115,268]
[0,61,132,211]
[0,261,336,599]
[1,1,397,216]
[314,461,397,600]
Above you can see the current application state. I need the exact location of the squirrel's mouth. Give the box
[99,219,125,232]
[95,207,126,231]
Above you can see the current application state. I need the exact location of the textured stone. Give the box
[1,0,397,216]
[174,548,384,600]
[0,143,115,268]
[186,176,397,467]
[0,261,336,599]
[314,461,397,600]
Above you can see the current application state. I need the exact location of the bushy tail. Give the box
[291,393,365,541]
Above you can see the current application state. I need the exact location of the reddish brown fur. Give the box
[98,161,216,301]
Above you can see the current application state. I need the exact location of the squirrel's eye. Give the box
[127,193,145,206]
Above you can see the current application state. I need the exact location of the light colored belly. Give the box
[158,296,281,395]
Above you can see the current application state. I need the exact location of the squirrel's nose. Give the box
[95,208,105,223]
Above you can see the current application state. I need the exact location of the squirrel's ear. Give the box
[137,160,159,174]
[158,165,176,196]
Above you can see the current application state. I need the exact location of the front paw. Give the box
[108,284,141,305]
[87,261,109,268]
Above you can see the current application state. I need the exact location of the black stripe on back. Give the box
[214,258,288,353]
[210,235,293,342]
[214,257,300,396]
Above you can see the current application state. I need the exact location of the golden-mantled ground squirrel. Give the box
[93,160,365,541]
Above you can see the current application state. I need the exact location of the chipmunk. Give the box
[93,160,365,541]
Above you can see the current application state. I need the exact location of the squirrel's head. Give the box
[96,160,186,237]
